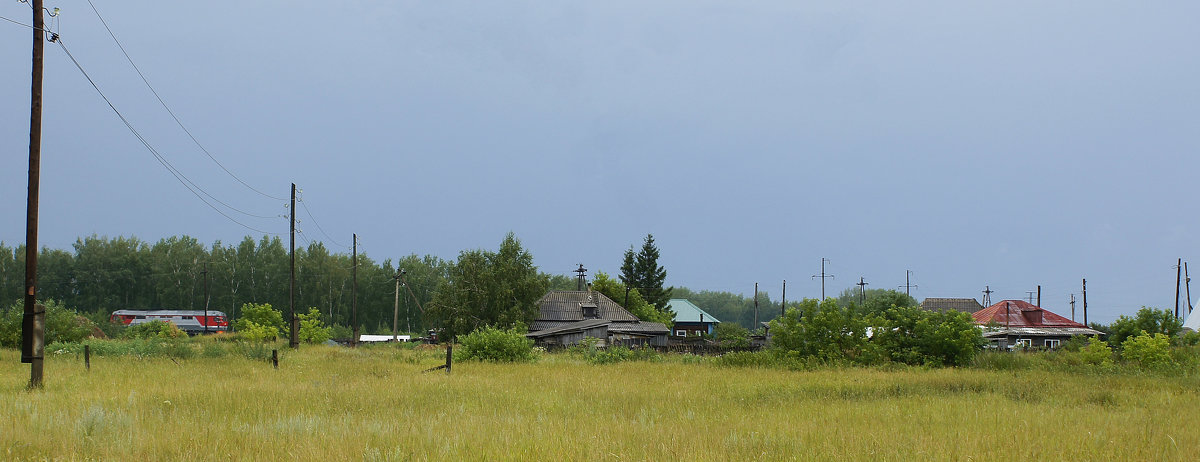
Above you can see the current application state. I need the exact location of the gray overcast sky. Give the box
[3,1,1198,324]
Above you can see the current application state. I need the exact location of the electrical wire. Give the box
[57,38,281,236]
[84,0,286,202]
[0,14,33,28]
[298,197,348,249]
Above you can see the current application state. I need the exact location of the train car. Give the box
[110,309,229,334]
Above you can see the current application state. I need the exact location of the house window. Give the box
[1045,339,1061,349]
[1015,338,1032,348]
[675,330,686,336]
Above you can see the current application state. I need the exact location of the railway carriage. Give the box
[110,309,229,334]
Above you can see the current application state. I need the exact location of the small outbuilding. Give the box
[527,290,669,347]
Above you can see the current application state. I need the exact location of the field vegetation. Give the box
[3,340,1198,460]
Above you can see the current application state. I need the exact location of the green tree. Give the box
[768,298,877,363]
[619,234,672,311]
[870,305,984,366]
[591,271,673,326]
[1108,307,1183,347]
[427,233,547,339]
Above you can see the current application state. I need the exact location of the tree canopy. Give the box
[426,233,547,339]
[619,234,672,312]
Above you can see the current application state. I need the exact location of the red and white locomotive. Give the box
[110,310,229,334]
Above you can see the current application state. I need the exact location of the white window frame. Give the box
[1044,339,1061,349]
[675,330,687,336]
[1015,338,1032,348]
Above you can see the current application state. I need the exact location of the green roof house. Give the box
[665,299,720,337]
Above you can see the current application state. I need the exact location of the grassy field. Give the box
[2,345,1197,461]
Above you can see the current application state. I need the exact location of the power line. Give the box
[298,197,348,249]
[56,39,280,236]
[83,0,285,202]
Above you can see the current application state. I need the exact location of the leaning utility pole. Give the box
[1186,262,1193,315]
[351,233,358,347]
[753,282,759,327]
[22,0,47,389]
[393,269,402,342]
[1175,258,1182,319]
[289,183,298,348]
[812,258,834,300]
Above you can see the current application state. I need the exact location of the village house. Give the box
[665,298,720,337]
[526,290,669,347]
[972,299,1101,349]
[920,297,984,314]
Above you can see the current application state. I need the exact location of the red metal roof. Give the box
[972,300,1087,328]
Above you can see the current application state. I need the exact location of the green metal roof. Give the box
[665,299,720,323]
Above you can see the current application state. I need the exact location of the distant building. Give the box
[972,300,1102,349]
[665,299,720,337]
[526,290,669,347]
[921,298,984,314]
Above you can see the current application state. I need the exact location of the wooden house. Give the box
[666,298,720,337]
[526,290,669,347]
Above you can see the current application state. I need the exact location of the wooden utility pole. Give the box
[351,234,358,347]
[1175,258,1182,319]
[289,183,298,348]
[857,277,868,304]
[780,279,787,317]
[982,286,993,307]
[22,0,47,389]
[900,270,917,298]
[202,262,210,334]
[812,258,834,300]
[1036,285,1041,308]
[1082,278,1088,325]
[753,282,758,327]
[1070,294,1076,322]
[1186,262,1193,315]
[393,269,402,341]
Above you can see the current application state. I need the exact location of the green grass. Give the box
[2,346,1198,460]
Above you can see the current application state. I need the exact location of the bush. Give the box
[457,326,535,362]
[240,321,280,342]
[0,299,98,347]
[235,303,284,337]
[123,320,186,340]
[1108,308,1182,347]
[1121,331,1172,369]
[584,345,661,364]
[871,306,984,367]
[1079,336,1114,366]
[715,322,750,349]
[298,308,331,344]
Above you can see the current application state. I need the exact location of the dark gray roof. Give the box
[921,298,984,313]
[608,321,669,334]
[526,319,610,338]
[534,290,639,323]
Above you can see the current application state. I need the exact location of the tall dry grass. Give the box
[1,346,1197,460]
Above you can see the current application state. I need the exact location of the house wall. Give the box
[672,322,714,337]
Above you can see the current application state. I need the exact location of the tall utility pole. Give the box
[202,262,210,334]
[857,277,868,304]
[1082,278,1088,325]
[1036,285,1041,308]
[1070,294,1076,322]
[1175,258,1182,319]
[982,286,993,307]
[1186,262,1193,315]
[900,270,917,298]
[351,234,358,347]
[780,280,787,317]
[753,283,759,327]
[393,269,402,342]
[22,0,47,389]
[812,258,833,300]
[289,183,298,348]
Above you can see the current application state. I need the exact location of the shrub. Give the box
[1108,308,1182,347]
[1079,336,1114,366]
[123,320,186,340]
[457,326,535,362]
[0,299,97,347]
[714,322,750,349]
[235,303,284,337]
[298,308,331,344]
[240,321,280,342]
[584,345,661,364]
[769,298,874,363]
[871,306,984,367]
[1121,331,1172,369]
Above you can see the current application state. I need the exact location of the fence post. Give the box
[271,349,279,369]
[84,344,90,371]
[445,344,452,375]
